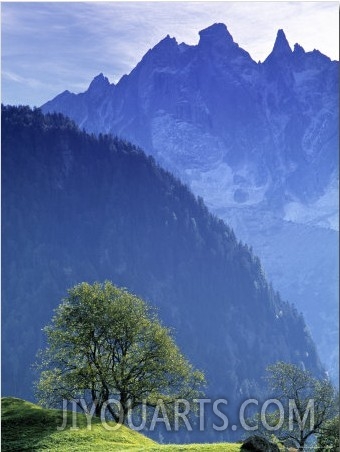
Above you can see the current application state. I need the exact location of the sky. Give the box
[1,1,339,107]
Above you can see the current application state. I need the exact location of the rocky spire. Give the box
[264,29,292,64]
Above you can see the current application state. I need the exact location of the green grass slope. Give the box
[1,397,241,451]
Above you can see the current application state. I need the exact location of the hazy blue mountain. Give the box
[42,23,339,379]
[2,106,323,442]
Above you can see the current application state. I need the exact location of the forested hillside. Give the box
[2,105,322,441]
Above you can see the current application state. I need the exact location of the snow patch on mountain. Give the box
[188,162,270,209]
[284,177,339,230]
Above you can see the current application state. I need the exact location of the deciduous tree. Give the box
[35,281,205,425]
[264,362,338,451]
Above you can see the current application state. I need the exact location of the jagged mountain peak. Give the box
[140,33,179,68]
[274,29,292,52]
[197,22,255,63]
[163,34,177,44]
[264,28,293,63]
[198,22,234,47]
[293,42,305,55]
[151,33,178,53]
[87,73,111,92]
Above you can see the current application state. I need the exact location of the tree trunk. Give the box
[120,392,128,425]
[298,438,305,451]
[105,400,120,423]
[95,402,102,418]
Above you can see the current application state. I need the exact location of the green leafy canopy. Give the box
[35,281,205,425]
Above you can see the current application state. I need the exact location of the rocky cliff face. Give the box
[42,23,339,379]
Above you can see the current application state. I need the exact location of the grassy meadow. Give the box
[1,397,242,451]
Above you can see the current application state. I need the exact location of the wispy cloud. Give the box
[1,2,338,106]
